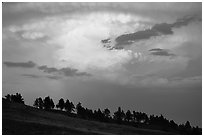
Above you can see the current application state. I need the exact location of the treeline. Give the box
[4,93,201,135]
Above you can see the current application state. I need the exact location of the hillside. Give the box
[2,99,176,135]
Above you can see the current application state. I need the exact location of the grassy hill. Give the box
[2,99,177,135]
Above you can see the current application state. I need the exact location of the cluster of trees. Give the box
[33,96,55,110]
[4,93,24,104]
[56,98,75,113]
[76,102,111,122]
[3,93,201,135]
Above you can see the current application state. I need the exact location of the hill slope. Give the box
[2,100,176,135]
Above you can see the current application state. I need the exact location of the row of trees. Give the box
[33,97,75,113]
[3,93,201,135]
[32,96,201,134]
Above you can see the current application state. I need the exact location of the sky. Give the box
[2,2,202,127]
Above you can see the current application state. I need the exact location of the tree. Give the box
[85,108,93,119]
[134,112,149,124]
[169,120,178,129]
[76,102,82,114]
[185,121,191,129]
[33,97,43,109]
[76,102,85,117]
[64,99,75,113]
[5,94,11,101]
[133,111,136,122]
[125,110,132,122]
[50,99,55,109]
[103,108,110,118]
[13,93,24,104]
[38,97,44,109]
[113,107,125,123]
[97,108,105,121]
[43,96,54,110]
[69,102,75,113]
[33,98,39,108]
[56,98,65,110]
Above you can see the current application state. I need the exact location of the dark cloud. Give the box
[60,67,91,77]
[172,15,201,28]
[115,15,201,47]
[149,48,176,57]
[115,29,159,46]
[38,65,91,77]
[3,61,36,68]
[21,74,62,80]
[38,65,58,73]
[4,60,91,77]
[101,38,111,44]
[45,75,61,80]
[21,74,41,78]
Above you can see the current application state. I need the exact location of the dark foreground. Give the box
[2,100,184,135]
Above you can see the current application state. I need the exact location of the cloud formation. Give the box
[3,61,36,68]
[115,15,201,47]
[38,65,91,77]
[149,48,175,57]
[21,74,41,78]
[4,60,91,77]
[21,74,61,80]
[38,65,58,73]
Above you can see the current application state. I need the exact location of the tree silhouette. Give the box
[183,121,192,134]
[38,97,44,109]
[76,102,86,118]
[125,110,133,122]
[76,102,82,115]
[33,99,38,108]
[135,112,149,124]
[43,96,54,110]
[5,94,11,101]
[50,98,55,109]
[85,108,93,119]
[56,98,65,110]
[113,107,125,124]
[33,97,43,109]
[97,108,105,121]
[132,111,136,122]
[64,99,75,113]
[169,120,178,129]
[185,121,191,129]
[103,108,111,118]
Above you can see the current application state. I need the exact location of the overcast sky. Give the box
[2,2,202,127]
